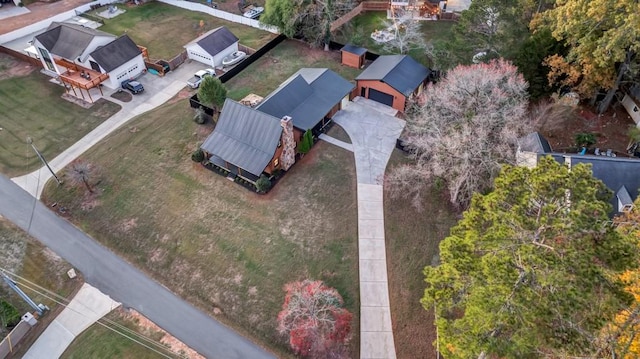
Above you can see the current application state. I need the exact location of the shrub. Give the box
[255,175,272,192]
[574,132,596,148]
[0,300,20,328]
[193,108,207,124]
[191,149,205,162]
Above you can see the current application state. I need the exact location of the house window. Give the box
[89,60,101,72]
[273,158,279,167]
[116,72,127,80]
[39,48,55,71]
[127,65,139,74]
[634,105,638,113]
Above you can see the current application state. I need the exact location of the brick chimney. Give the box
[280,116,296,171]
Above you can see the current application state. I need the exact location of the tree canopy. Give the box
[198,77,227,109]
[423,157,638,358]
[261,0,355,47]
[534,0,640,100]
[387,59,529,209]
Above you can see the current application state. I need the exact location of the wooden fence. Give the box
[0,46,41,67]
[330,3,364,32]
[0,321,32,358]
[167,50,188,70]
[362,1,389,11]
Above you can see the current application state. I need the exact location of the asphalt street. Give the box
[0,174,275,359]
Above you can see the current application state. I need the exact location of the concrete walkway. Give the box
[12,60,203,198]
[24,283,120,359]
[330,97,405,359]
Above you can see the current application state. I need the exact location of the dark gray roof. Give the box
[201,99,282,177]
[188,26,238,56]
[567,155,640,213]
[90,35,141,72]
[518,132,552,153]
[35,22,114,60]
[356,55,430,96]
[341,44,367,56]
[256,68,354,131]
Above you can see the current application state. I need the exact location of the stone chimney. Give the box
[279,116,296,171]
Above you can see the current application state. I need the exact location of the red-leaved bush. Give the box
[277,280,353,358]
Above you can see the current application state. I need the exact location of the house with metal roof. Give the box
[256,68,354,139]
[200,99,297,182]
[517,132,640,214]
[184,27,239,68]
[355,54,431,112]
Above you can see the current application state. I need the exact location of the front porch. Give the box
[54,58,110,104]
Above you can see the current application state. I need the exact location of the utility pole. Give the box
[1,272,49,317]
[26,137,62,185]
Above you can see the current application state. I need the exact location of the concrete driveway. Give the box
[327,97,405,359]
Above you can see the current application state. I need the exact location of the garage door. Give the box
[368,88,394,107]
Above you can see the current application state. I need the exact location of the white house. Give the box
[619,84,640,126]
[184,26,239,68]
[88,35,145,89]
[33,23,145,91]
[34,22,115,76]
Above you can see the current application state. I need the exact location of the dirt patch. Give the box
[0,53,37,80]
[536,102,635,155]
[168,87,193,104]
[121,308,205,359]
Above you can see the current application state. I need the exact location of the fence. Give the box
[76,10,105,25]
[167,50,188,71]
[330,3,364,32]
[362,1,389,11]
[218,34,286,83]
[0,46,41,66]
[0,0,119,44]
[157,0,280,34]
[0,321,31,359]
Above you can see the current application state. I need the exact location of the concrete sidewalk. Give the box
[332,97,405,359]
[23,283,120,359]
[12,60,202,198]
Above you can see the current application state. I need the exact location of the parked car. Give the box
[122,80,144,94]
[187,68,216,89]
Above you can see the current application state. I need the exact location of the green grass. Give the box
[42,98,360,357]
[334,11,456,65]
[384,150,459,359]
[62,310,172,359]
[95,2,276,60]
[0,72,120,177]
[225,39,361,100]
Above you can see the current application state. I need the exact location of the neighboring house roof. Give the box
[256,68,355,131]
[35,22,114,60]
[185,26,238,56]
[617,186,633,206]
[341,44,367,56]
[517,132,552,153]
[90,35,141,72]
[201,99,282,177]
[356,55,430,97]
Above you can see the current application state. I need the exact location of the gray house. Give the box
[256,68,354,139]
[517,132,640,214]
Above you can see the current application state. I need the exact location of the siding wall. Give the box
[356,80,406,111]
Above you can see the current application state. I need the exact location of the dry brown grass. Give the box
[384,150,459,359]
[42,98,360,357]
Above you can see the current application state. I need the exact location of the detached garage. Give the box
[355,55,430,112]
[184,26,239,68]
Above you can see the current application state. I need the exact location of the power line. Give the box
[0,268,186,359]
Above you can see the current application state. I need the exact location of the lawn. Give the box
[95,2,277,60]
[384,150,459,359]
[62,309,175,359]
[334,11,456,65]
[225,39,362,100]
[42,99,360,357]
[0,71,120,177]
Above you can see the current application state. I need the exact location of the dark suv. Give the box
[121,80,144,94]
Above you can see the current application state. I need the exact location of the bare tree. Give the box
[66,160,95,193]
[387,59,530,209]
[380,16,425,54]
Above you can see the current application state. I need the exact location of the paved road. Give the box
[0,174,274,359]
